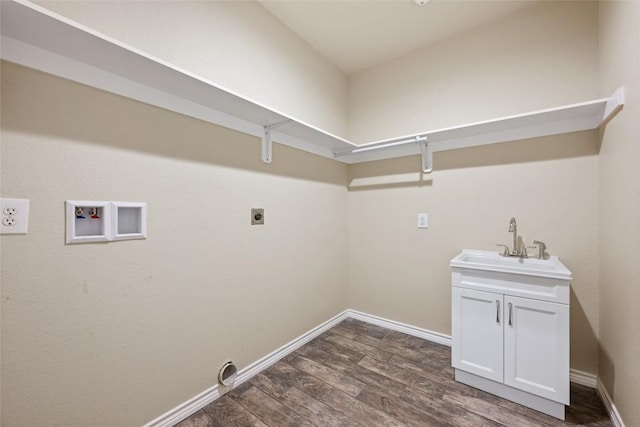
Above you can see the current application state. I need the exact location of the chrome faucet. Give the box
[508,217,518,256]
[498,218,549,259]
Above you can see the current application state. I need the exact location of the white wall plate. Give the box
[66,200,111,244]
[111,202,147,241]
[1,198,30,234]
[66,200,147,244]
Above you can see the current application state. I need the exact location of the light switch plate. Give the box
[418,213,428,229]
[1,198,30,234]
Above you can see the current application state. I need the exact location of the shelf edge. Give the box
[0,0,626,168]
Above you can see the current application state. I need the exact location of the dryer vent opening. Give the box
[218,361,238,386]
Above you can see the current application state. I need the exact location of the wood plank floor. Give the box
[176,318,612,427]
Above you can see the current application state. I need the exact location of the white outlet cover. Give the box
[0,198,30,234]
[418,213,428,229]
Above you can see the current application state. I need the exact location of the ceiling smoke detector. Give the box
[414,0,429,5]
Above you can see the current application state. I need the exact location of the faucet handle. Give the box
[532,240,549,260]
[523,245,539,258]
[496,244,510,257]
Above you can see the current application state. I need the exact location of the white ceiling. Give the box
[258,0,536,74]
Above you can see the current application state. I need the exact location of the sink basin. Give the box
[450,250,572,280]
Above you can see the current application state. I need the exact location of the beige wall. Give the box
[3,3,351,425]
[598,1,640,426]
[348,1,599,142]
[2,0,634,425]
[34,0,349,138]
[347,1,602,375]
[0,62,349,426]
[348,133,600,374]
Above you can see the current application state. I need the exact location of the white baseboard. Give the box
[597,379,626,427]
[234,310,351,387]
[346,310,452,346]
[144,309,447,426]
[143,309,351,427]
[569,369,597,388]
[144,309,618,427]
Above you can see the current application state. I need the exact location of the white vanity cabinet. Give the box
[450,250,572,420]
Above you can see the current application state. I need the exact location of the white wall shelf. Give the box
[0,1,624,172]
[336,89,624,167]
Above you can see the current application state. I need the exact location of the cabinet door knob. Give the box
[496,300,500,323]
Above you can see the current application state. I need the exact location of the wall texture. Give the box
[3,4,349,424]
[598,1,640,426]
[348,1,599,142]
[347,1,602,375]
[1,0,632,425]
[0,62,349,426]
[33,0,349,138]
[348,133,600,374]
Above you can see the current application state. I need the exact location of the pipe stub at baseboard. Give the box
[218,361,238,386]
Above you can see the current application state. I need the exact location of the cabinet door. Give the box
[452,287,504,382]
[504,295,569,404]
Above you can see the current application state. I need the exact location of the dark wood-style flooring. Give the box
[176,318,612,426]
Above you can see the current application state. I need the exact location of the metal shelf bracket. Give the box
[419,139,432,173]
[262,120,292,163]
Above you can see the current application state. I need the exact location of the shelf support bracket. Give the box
[600,87,625,127]
[419,138,432,174]
[262,120,292,164]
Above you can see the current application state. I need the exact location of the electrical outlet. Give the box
[1,198,30,234]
